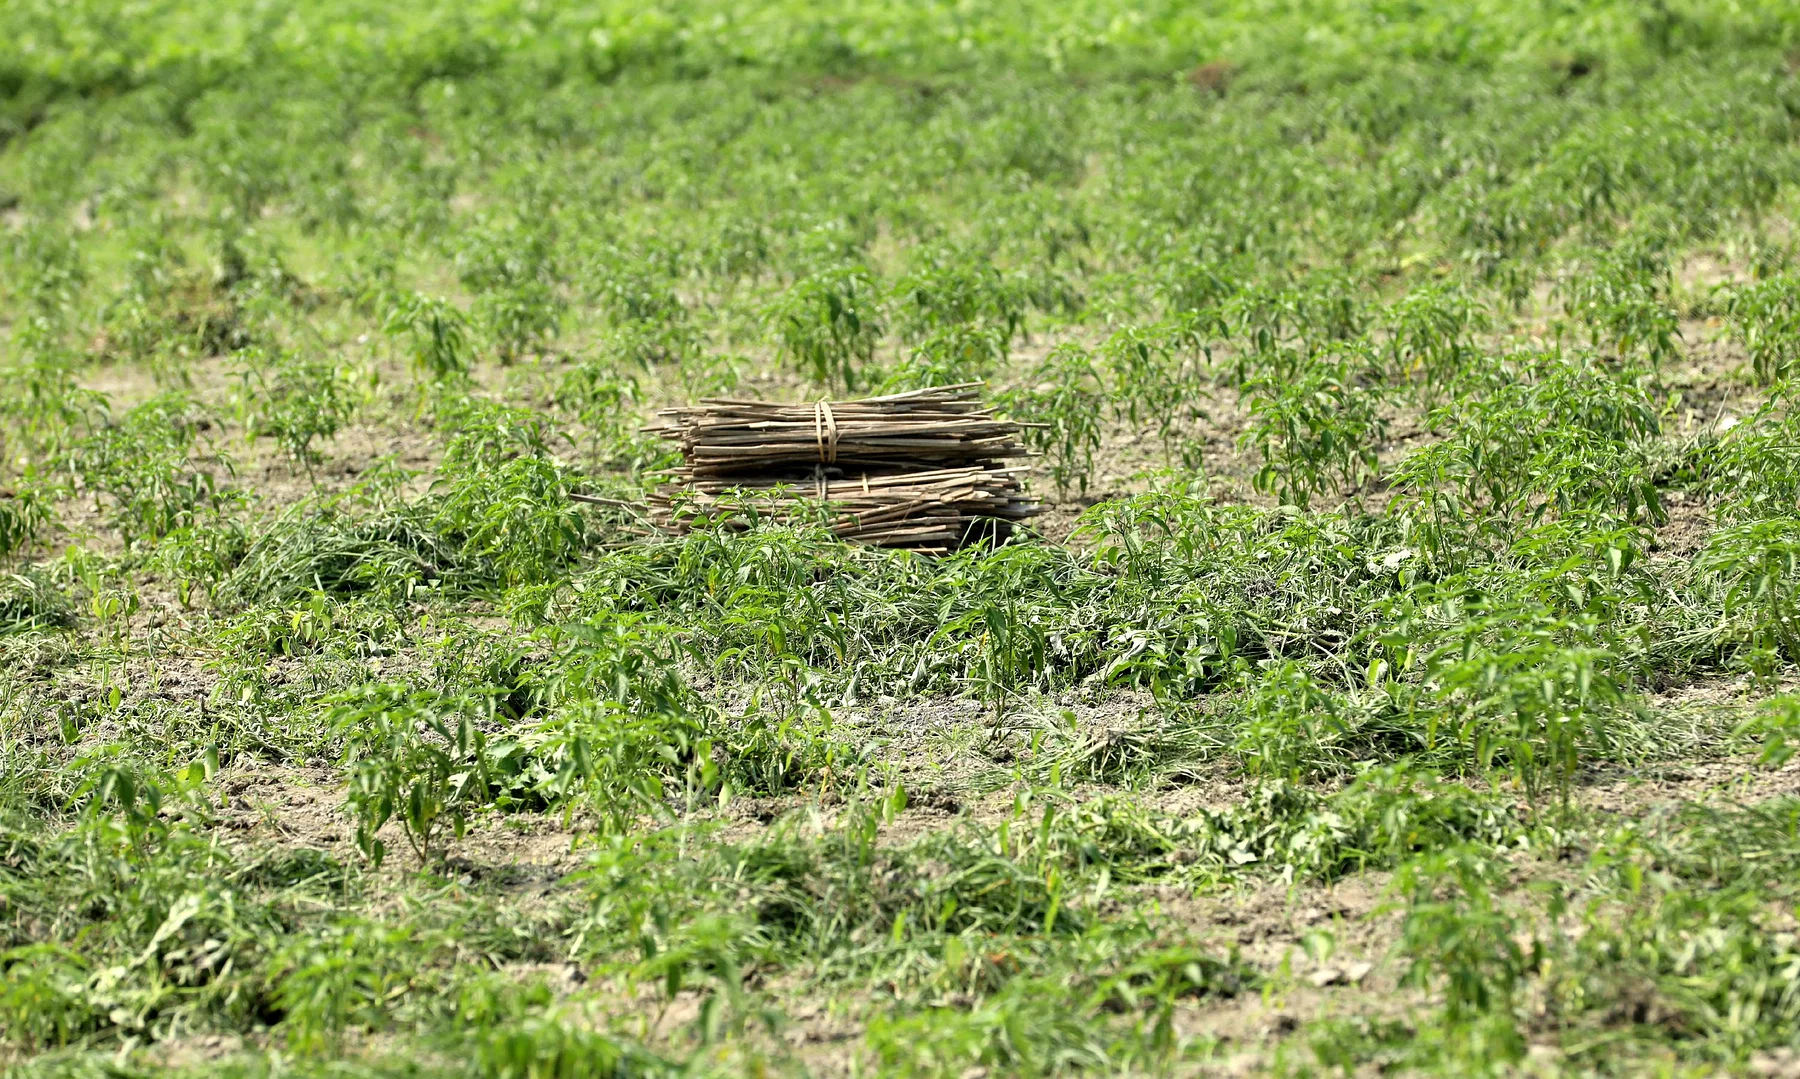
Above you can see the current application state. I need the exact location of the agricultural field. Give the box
[7,0,1800,1074]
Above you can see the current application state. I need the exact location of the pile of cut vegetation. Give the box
[639,384,1040,553]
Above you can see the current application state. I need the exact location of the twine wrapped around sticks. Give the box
[813,400,838,464]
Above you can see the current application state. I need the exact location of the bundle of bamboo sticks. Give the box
[650,383,1030,477]
[622,384,1041,553]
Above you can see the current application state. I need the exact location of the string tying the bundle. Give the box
[813,400,839,464]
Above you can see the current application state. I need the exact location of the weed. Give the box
[1560,817,1800,1065]
[1737,694,1800,768]
[0,566,75,632]
[221,500,457,608]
